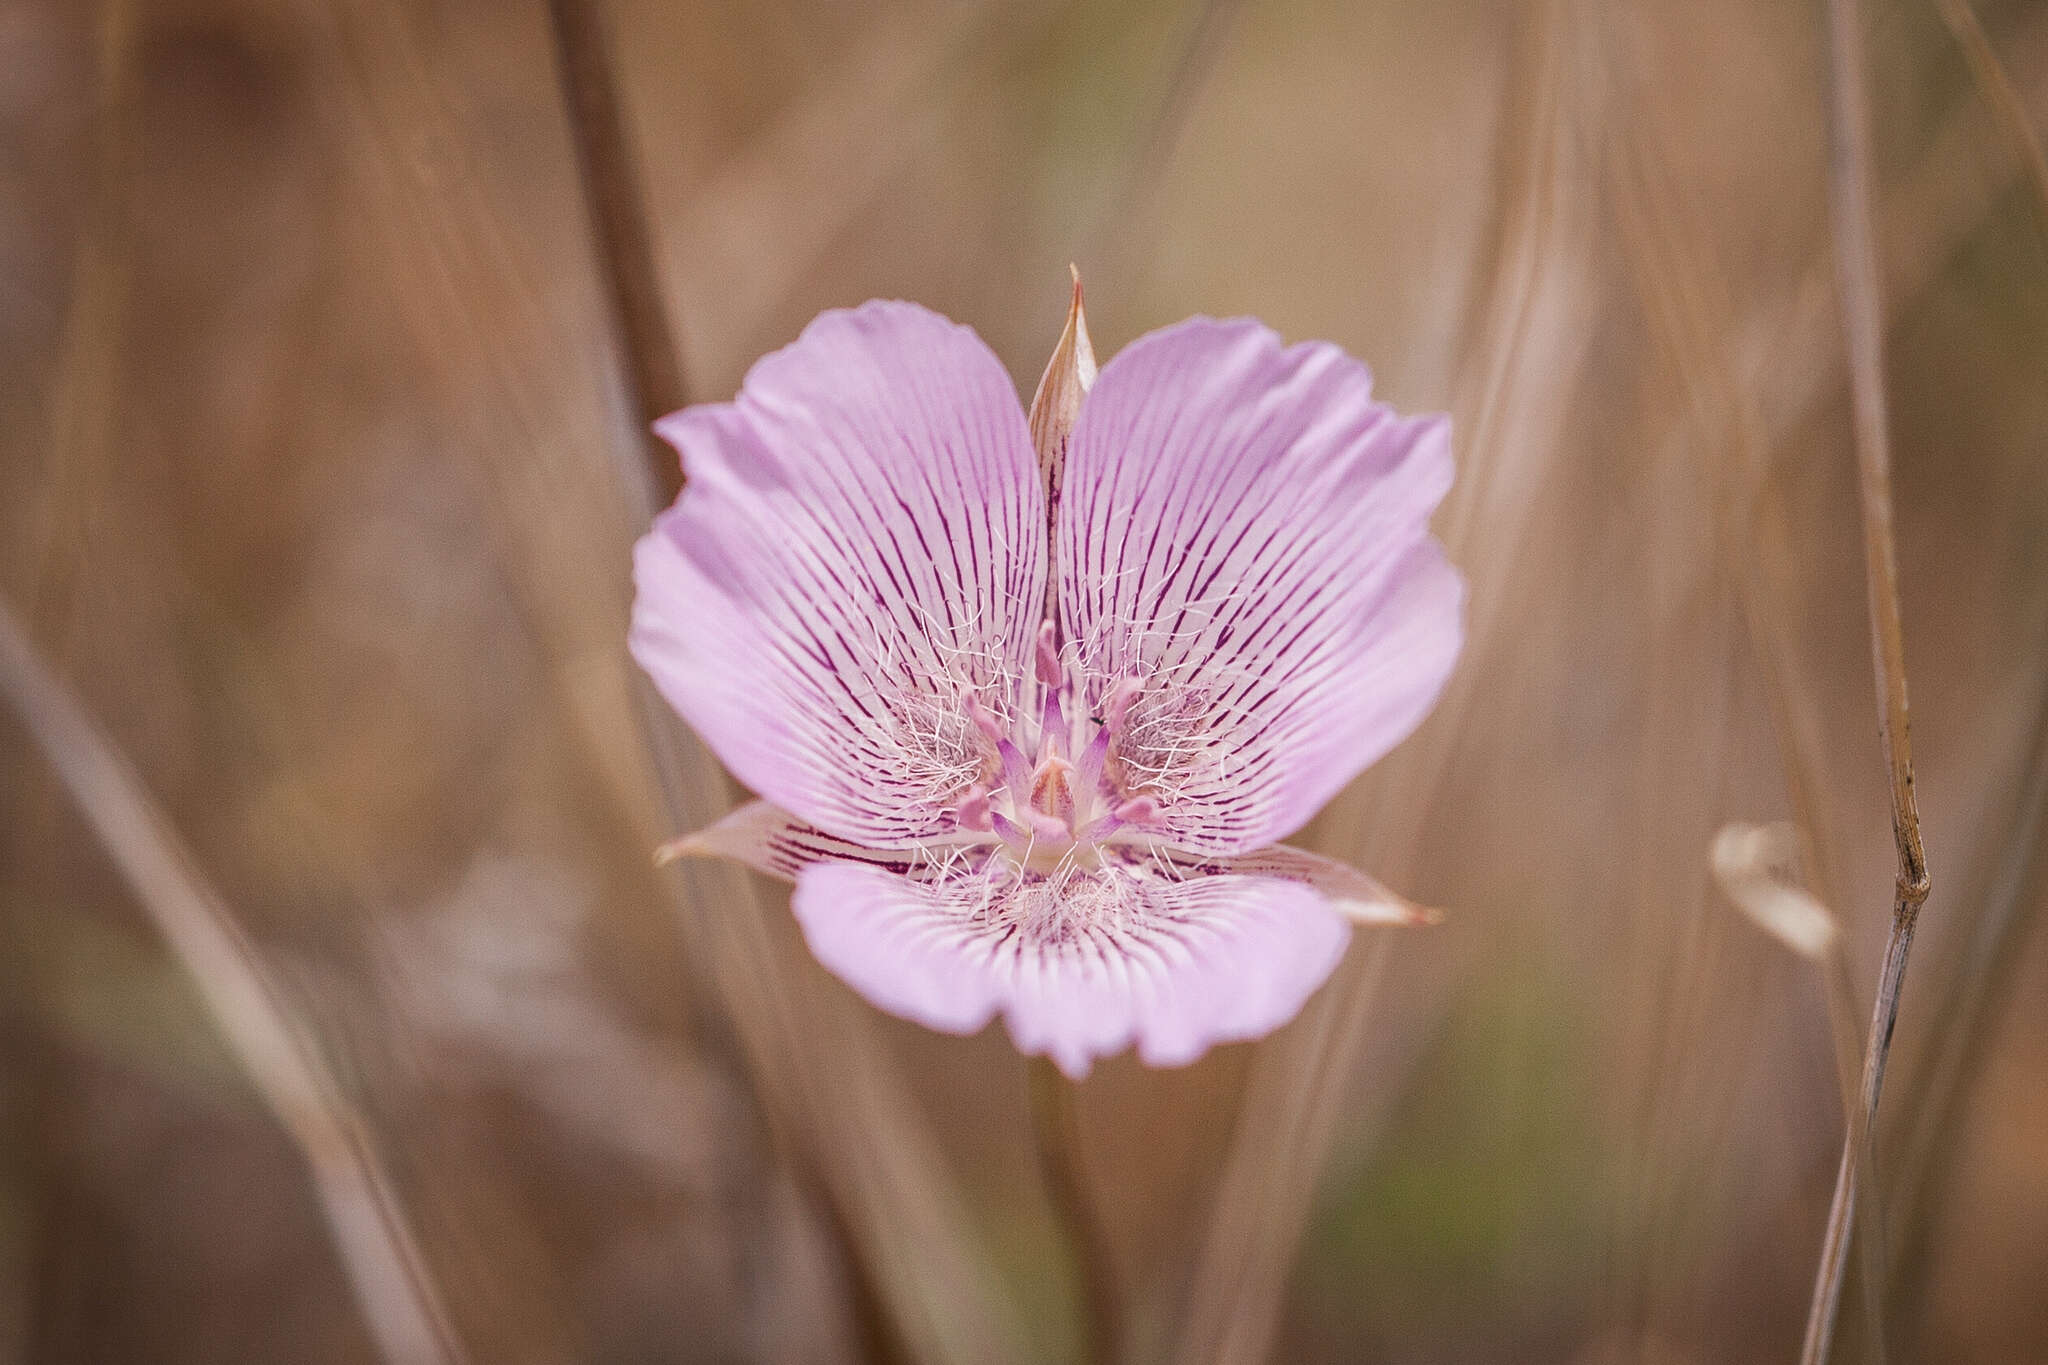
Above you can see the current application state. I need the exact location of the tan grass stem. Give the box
[1889,673,2048,1325]
[1801,0,1935,1360]
[23,0,133,644]
[1932,0,2048,227]
[0,600,468,1365]
[537,5,1001,1358]
[542,0,686,508]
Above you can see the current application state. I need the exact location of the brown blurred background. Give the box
[4,0,2047,1361]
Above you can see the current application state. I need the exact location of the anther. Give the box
[1112,796,1158,825]
[1102,676,1144,735]
[1034,620,1063,687]
[953,786,994,832]
[965,693,1007,745]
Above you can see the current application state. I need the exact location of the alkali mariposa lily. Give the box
[631,279,1463,1077]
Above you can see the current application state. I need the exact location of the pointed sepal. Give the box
[655,800,939,883]
[1219,844,1443,927]
[1027,266,1097,515]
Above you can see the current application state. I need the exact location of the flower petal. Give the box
[631,302,1045,847]
[1058,317,1464,855]
[791,861,1350,1078]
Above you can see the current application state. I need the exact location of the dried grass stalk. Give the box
[1932,0,2048,224]
[1171,7,1597,1356]
[1801,0,1935,1360]
[542,0,686,507]
[0,600,468,1365]
[20,0,133,644]
[321,1,1020,1357]
[1027,1057,1120,1365]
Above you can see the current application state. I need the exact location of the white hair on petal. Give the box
[831,599,1024,820]
[983,864,1144,946]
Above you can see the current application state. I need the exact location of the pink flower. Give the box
[631,284,1463,1078]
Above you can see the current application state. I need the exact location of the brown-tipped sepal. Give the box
[653,800,935,884]
[1027,267,1098,507]
[1214,845,1444,927]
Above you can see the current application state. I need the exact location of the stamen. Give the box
[1034,619,1063,687]
[1040,691,1067,762]
[1023,809,1070,841]
[967,692,1034,795]
[1102,676,1143,735]
[1034,620,1071,760]
[1113,796,1158,825]
[954,786,994,833]
[995,737,1034,799]
[965,693,1007,745]
[1081,795,1159,842]
[1077,725,1113,790]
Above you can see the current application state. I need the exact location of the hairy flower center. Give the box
[940,621,1174,874]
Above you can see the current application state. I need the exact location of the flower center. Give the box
[945,621,1163,867]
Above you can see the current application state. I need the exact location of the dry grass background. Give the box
[3,0,2047,1361]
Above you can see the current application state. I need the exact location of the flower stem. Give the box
[1027,1057,1119,1365]
[1802,0,1935,1360]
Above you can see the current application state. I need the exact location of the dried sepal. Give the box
[1218,845,1443,927]
[1026,266,1097,530]
[655,800,929,883]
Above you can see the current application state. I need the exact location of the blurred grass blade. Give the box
[1933,0,2048,225]
[1027,1056,1119,1365]
[1081,0,1248,277]
[22,0,134,645]
[543,0,686,507]
[1172,7,1596,1357]
[0,598,468,1365]
[323,0,1024,1357]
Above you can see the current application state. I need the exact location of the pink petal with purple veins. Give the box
[792,860,1351,1077]
[1057,317,1464,857]
[631,302,1045,848]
